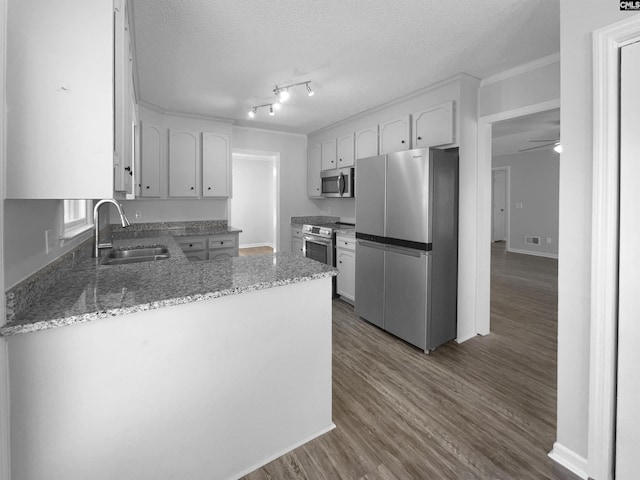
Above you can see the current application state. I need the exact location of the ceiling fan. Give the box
[519,139,562,153]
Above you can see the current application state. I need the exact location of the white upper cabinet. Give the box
[337,133,355,168]
[355,126,379,160]
[169,130,198,197]
[321,138,338,171]
[379,115,411,155]
[307,143,322,197]
[202,132,230,198]
[5,0,127,199]
[140,122,162,198]
[413,100,456,148]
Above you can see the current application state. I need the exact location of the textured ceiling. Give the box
[492,108,560,157]
[131,0,560,134]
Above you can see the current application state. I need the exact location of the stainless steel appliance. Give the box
[355,147,459,352]
[302,222,355,266]
[321,168,355,198]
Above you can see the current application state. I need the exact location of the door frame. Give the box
[589,15,640,480]
[476,99,560,336]
[0,0,9,476]
[491,166,510,245]
[230,149,280,252]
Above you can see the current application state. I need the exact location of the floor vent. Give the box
[524,236,541,245]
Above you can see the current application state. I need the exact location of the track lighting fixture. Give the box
[248,81,315,119]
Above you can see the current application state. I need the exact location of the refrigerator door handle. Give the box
[357,240,386,251]
[386,245,427,258]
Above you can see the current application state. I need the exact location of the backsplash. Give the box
[290,216,340,225]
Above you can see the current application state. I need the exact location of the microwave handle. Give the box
[338,172,345,197]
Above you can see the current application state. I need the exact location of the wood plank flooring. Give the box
[242,243,578,480]
[239,246,274,256]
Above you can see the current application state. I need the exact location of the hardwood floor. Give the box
[239,246,274,256]
[243,243,578,480]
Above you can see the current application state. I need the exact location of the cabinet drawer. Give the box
[291,226,304,238]
[209,248,236,261]
[177,238,207,251]
[184,250,208,262]
[208,235,236,249]
[336,235,356,251]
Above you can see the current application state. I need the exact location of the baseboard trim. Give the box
[239,242,274,249]
[226,423,336,480]
[455,332,478,344]
[548,442,588,479]
[508,247,558,259]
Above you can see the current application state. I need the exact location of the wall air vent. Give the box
[524,236,541,245]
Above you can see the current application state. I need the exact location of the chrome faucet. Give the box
[93,199,131,257]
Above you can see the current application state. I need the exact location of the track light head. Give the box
[306,82,314,96]
[248,107,257,118]
[553,143,563,154]
[269,105,275,116]
[273,102,281,111]
[279,88,290,102]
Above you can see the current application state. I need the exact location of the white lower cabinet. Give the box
[336,234,356,304]
[176,233,238,261]
[291,225,304,255]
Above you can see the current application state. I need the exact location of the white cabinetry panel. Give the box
[307,143,322,197]
[413,100,455,149]
[169,130,198,197]
[140,122,161,197]
[202,132,230,198]
[337,134,355,168]
[321,138,337,171]
[355,126,378,160]
[379,115,410,155]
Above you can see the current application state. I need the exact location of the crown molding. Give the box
[138,100,235,124]
[232,124,307,138]
[480,52,560,87]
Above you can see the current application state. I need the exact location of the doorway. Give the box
[230,152,278,253]
[491,167,509,243]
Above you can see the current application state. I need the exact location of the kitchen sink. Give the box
[101,246,170,265]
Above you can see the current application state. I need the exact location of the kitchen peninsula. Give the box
[1,222,336,480]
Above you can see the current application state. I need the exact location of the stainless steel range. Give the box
[302,222,355,266]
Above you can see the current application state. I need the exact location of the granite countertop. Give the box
[1,232,337,337]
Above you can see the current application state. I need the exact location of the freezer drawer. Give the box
[355,241,385,329]
[384,247,429,351]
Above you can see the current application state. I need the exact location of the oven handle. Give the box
[303,235,332,246]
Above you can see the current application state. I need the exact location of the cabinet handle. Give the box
[190,187,194,190]
[146,186,150,189]
[208,187,212,190]
[221,241,224,245]
[339,261,342,264]
[401,140,405,144]
[417,136,422,140]
[189,244,193,247]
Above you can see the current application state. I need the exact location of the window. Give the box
[62,199,93,238]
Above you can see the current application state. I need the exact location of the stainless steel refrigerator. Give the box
[355,147,458,352]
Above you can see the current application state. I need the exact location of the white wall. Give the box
[3,200,93,289]
[231,155,275,248]
[493,149,559,257]
[232,126,323,252]
[557,0,634,466]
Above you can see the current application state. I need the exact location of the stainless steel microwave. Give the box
[321,168,354,198]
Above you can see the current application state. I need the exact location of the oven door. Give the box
[303,235,333,265]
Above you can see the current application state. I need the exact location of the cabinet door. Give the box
[355,126,378,160]
[202,132,230,197]
[337,133,355,168]
[307,143,322,197]
[292,236,304,255]
[413,101,455,148]
[379,115,410,155]
[169,130,198,197]
[140,122,161,197]
[6,0,114,199]
[321,138,337,171]
[336,248,355,303]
